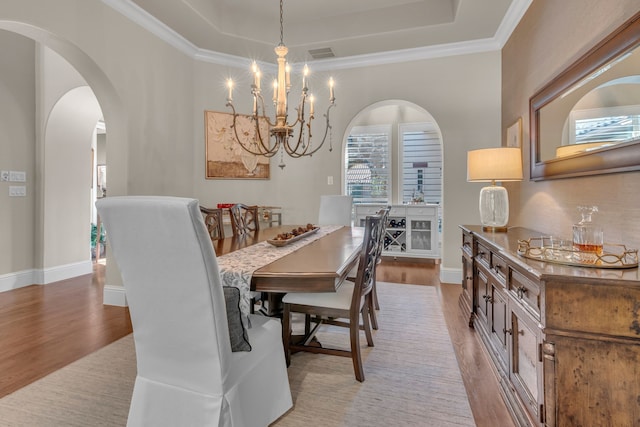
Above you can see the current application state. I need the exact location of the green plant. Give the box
[91,223,106,248]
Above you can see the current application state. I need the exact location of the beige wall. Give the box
[0,30,35,274]
[0,0,501,287]
[193,51,502,275]
[503,0,640,250]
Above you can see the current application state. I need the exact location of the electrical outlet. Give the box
[0,171,9,182]
[9,186,26,197]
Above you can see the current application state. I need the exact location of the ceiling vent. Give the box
[308,47,335,59]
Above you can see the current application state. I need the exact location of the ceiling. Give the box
[104,0,531,69]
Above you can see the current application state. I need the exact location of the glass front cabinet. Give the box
[354,204,440,259]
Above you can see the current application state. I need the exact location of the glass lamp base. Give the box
[479,184,509,229]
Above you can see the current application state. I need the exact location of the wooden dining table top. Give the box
[212,225,364,293]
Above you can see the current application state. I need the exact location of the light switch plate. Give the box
[9,171,26,182]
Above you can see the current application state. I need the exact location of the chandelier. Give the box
[225,0,336,169]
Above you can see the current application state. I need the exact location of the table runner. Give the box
[217,225,342,323]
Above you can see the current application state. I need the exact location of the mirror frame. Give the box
[530,11,640,181]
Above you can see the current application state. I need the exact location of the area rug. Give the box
[0,282,475,427]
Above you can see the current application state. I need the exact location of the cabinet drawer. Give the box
[476,243,491,268]
[462,232,474,256]
[491,253,508,284]
[510,270,540,316]
[406,206,436,216]
[355,205,385,215]
[546,281,640,338]
[389,207,405,216]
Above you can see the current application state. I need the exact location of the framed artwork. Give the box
[506,117,522,148]
[205,110,270,179]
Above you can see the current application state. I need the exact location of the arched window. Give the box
[343,102,442,206]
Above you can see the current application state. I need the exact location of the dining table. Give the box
[211,225,364,317]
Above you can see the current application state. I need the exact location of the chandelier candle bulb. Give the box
[285,63,291,89]
[303,64,309,89]
[329,77,335,101]
[226,79,233,101]
[252,61,259,89]
[309,94,315,116]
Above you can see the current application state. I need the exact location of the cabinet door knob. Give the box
[516,286,527,298]
[503,328,513,335]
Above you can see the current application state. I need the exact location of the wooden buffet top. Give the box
[462,225,640,285]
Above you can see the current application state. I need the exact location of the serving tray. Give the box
[517,237,638,269]
[267,227,320,247]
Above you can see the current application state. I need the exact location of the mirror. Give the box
[530,12,640,180]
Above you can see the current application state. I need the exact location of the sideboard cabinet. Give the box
[355,204,439,259]
[460,225,640,427]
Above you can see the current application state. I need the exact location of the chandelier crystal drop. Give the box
[225,0,336,169]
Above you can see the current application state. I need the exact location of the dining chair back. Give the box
[229,203,260,236]
[368,206,390,329]
[282,212,382,382]
[199,206,224,241]
[318,195,353,226]
[96,196,292,427]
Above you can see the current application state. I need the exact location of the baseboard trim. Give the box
[0,269,36,292]
[103,285,128,307]
[440,266,461,285]
[36,261,94,285]
[0,261,95,293]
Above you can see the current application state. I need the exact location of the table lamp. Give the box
[467,147,523,232]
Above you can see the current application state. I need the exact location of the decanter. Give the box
[572,205,603,258]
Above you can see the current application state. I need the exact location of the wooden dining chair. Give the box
[369,206,389,329]
[282,213,382,382]
[229,204,260,237]
[346,206,389,330]
[199,206,224,241]
[229,203,263,311]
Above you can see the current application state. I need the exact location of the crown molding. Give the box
[102,0,532,70]
[495,0,533,48]
[101,0,199,56]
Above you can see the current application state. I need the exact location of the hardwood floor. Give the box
[0,259,514,426]
[0,263,132,398]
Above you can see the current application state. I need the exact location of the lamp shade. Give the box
[467,147,523,182]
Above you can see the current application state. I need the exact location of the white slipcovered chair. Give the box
[318,195,353,226]
[96,196,292,427]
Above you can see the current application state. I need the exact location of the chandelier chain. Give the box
[279,0,284,46]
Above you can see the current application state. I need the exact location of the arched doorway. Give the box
[43,85,103,272]
[342,100,444,259]
[0,21,125,299]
